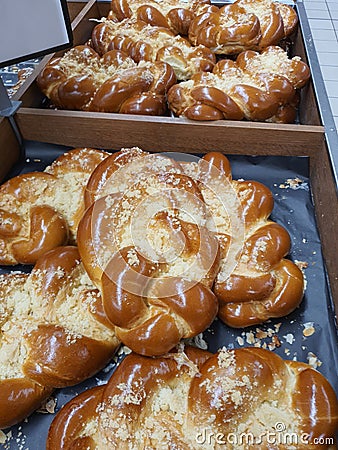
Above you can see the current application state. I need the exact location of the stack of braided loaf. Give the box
[37,0,311,123]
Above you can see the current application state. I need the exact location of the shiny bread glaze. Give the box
[0,148,109,265]
[168,46,310,123]
[0,246,119,428]
[91,18,216,81]
[37,45,176,115]
[47,346,338,449]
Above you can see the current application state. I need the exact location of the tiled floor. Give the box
[303,0,338,132]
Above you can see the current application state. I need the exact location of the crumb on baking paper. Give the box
[303,322,315,337]
[96,378,108,386]
[268,335,281,350]
[255,329,268,339]
[274,323,282,332]
[307,352,322,369]
[236,336,244,346]
[294,260,309,270]
[279,178,309,190]
[117,345,131,356]
[1,430,13,449]
[103,361,116,372]
[283,333,295,345]
[245,331,255,344]
[184,332,208,350]
[0,430,6,444]
[236,324,286,351]
[36,396,57,414]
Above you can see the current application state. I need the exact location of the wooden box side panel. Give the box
[15,109,324,155]
[67,0,88,21]
[291,27,321,127]
[0,118,21,182]
[310,143,338,310]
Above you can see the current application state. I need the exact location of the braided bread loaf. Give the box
[0,246,119,428]
[109,0,215,35]
[37,45,176,115]
[77,148,220,356]
[47,346,338,449]
[168,46,310,122]
[91,18,215,80]
[78,148,303,343]
[0,147,108,265]
[182,152,304,327]
[189,0,298,54]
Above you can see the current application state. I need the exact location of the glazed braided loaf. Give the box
[91,18,216,80]
[168,46,310,122]
[0,246,119,428]
[37,45,176,115]
[109,0,214,35]
[78,148,219,356]
[47,346,338,449]
[0,147,109,265]
[78,148,303,349]
[181,152,304,327]
[189,0,298,53]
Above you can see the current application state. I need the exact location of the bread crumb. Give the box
[183,332,208,350]
[246,331,255,344]
[0,430,6,444]
[302,322,315,337]
[307,352,322,369]
[294,260,308,270]
[283,333,295,345]
[36,396,57,414]
[236,336,244,346]
[279,178,308,190]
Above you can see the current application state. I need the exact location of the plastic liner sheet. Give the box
[1,143,337,449]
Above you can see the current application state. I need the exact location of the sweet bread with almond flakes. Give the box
[188,0,298,54]
[0,246,119,428]
[47,346,338,450]
[37,45,176,115]
[91,18,215,80]
[0,147,109,265]
[167,46,310,122]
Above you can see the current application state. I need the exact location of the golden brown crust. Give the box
[188,0,298,53]
[47,347,338,449]
[110,0,214,35]
[188,4,262,54]
[168,46,309,123]
[81,148,304,334]
[180,152,304,327]
[37,45,176,115]
[47,385,105,450]
[0,246,119,428]
[0,379,53,429]
[91,18,216,81]
[0,148,109,265]
[78,149,220,356]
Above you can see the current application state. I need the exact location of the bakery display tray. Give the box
[1,141,337,449]
[12,0,324,154]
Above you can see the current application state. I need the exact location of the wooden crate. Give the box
[12,0,324,152]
